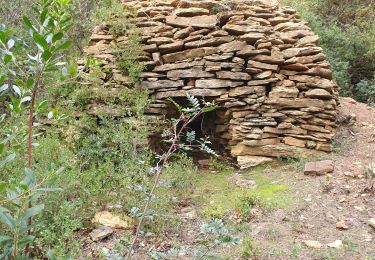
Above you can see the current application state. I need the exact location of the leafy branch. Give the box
[125,95,219,259]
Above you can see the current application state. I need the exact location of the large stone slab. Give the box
[173,7,210,17]
[231,143,326,158]
[166,15,218,29]
[185,36,235,48]
[196,79,243,89]
[167,68,214,78]
[138,80,184,90]
[154,60,205,72]
[155,88,227,99]
[163,47,217,63]
[216,71,251,80]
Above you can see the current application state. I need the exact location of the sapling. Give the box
[125,94,219,259]
[0,0,74,257]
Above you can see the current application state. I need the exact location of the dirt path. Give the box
[236,97,375,259]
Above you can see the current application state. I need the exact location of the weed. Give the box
[290,243,302,259]
[242,237,262,259]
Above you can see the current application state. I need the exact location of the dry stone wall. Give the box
[84,0,340,168]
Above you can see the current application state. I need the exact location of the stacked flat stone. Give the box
[83,0,340,168]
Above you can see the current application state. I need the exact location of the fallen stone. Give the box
[237,156,273,169]
[92,211,133,229]
[327,240,343,248]
[178,206,197,220]
[89,225,113,241]
[304,160,334,176]
[302,240,322,249]
[336,220,349,230]
[368,218,375,229]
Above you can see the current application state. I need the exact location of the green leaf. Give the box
[40,8,48,24]
[33,32,49,51]
[52,32,63,42]
[201,105,220,113]
[26,78,34,88]
[4,54,12,64]
[0,235,12,245]
[21,168,36,188]
[0,153,16,168]
[55,40,72,52]
[22,16,34,31]
[0,143,4,154]
[0,211,16,229]
[41,50,52,61]
[23,204,44,220]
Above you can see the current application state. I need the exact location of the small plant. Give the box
[242,237,261,259]
[0,168,62,258]
[0,0,73,256]
[125,95,219,259]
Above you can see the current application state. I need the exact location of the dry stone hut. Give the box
[84,0,340,168]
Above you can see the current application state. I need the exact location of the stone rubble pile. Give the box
[83,0,340,167]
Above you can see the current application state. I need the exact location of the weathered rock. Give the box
[327,240,343,249]
[368,218,375,229]
[167,68,214,78]
[269,87,299,98]
[248,60,278,71]
[137,80,184,90]
[163,47,216,62]
[336,220,349,230]
[92,211,133,229]
[185,36,235,48]
[159,41,184,54]
[305,89,332,99]
[237,156,273,169]
[216,71,251,80]
[89,226,113,241]
[173,7,210,17]
[155,88,227,99]
[302,240,322,249]
[304,160,334,176]
[196,79,243,89]
[174,26,194,39]
[166,15,217,29]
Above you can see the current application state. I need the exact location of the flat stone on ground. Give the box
[237,156,273,169]
[304,160,334,176]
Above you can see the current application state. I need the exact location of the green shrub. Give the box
[354,79,375,105]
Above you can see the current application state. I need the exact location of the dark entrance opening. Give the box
[148,97,229,162]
